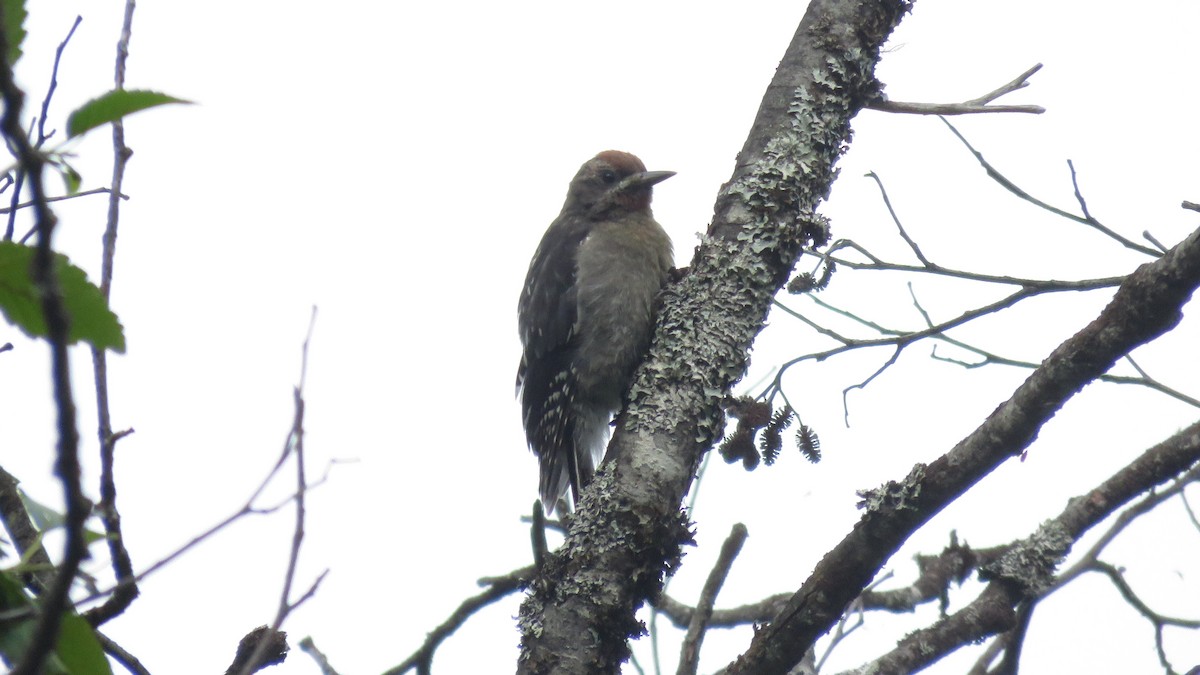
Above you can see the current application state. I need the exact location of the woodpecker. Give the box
[517,151,674,515]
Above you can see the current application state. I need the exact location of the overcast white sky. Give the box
[4,1,1200,673]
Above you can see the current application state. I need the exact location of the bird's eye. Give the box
[600,170,618,184]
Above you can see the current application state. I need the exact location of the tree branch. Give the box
[677,523,747,675]
[843,419,1200,672]
[727,221,1200,673]
[941,118,1161,257]
[389,566,534,675]
[869,63,1045,115]
[516,1,914,672]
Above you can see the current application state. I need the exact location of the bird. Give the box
[517,150,674,515]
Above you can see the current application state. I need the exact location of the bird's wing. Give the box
[517,217,592,511]
[517,217,590,383]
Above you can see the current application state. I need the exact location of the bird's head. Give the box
[563,150,674,216]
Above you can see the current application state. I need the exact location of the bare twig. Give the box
[386,565,534,675]
[767,285,1045,408]
[95,631,151,675]
[1066,159,1094,221]
[1181,488,1200,532]
[1,186,127,215]
[782,235,1199,411]
[1051,463,1200,593]
[869,64,1045,115]
[35,16,82,145]
[275,309,317,623]
[56,455,343,622]
[865,171,929,266]
[232,308,326,675]
[299,637,341,675]
[810,242,1126,288]
[929,338,1200,409]
[1144,230,1170,254]
[677,523,748,675]
[1090,561,1200,628]
[84,0,140,629]
[815,600,863,671]
[731,220,1200,673]
[941,118,1161,257]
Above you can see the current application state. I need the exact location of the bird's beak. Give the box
[623,170,675,190]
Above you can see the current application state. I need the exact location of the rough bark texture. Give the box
[515,1,913,672]
[846,420,1200,673]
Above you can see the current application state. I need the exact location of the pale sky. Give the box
[4,1,1199,673]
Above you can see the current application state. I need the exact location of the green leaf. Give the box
[0,571,36,666]
[0,571,68,674]
[1,0,26,66]
[18,488,64,531]
[0,242,125,352]
[55,613,113,675]
[66,89,191,138]
[0,573,113,675]
[16,489,108,553]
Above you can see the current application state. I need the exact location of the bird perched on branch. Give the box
[517,151,674,515]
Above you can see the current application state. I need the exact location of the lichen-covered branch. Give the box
[726,222,1200,674]
[515,1,913,672]
[841,420,1200,673]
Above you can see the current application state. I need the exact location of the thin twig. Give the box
[299,637,341,675]
[677,523,748,675]
[385,566,534,675]
[1144,230,1170,254]
[869,64,1045,115]
[1050,463,1200,594]
[5,17,81,241]
[1,186,127,214]
[51,456,342,621]
[87,0,141,627]
[276,311,316,622]
[865,171,929,266]
[95,631,151,675]
[770,285,1042,402]
[809,246,1125,289]
[233,308,326,675]
[36,16,82,146]
[965,635,1007,675]
[941,117,1161,257]
[1066,159,1094,222]
[1089,561,1200,628]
